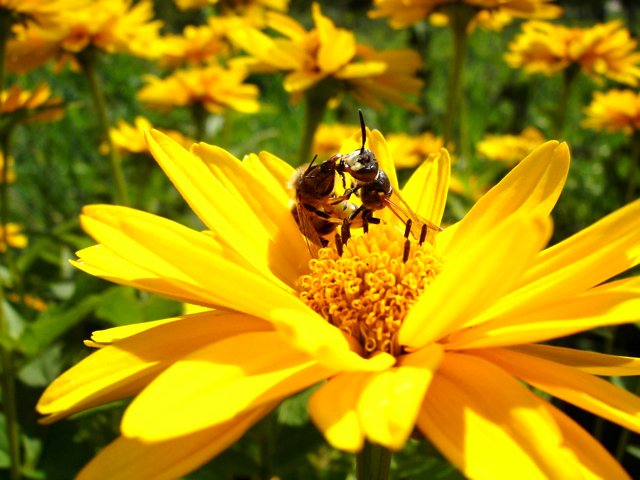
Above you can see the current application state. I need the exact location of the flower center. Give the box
[298,223,444,356]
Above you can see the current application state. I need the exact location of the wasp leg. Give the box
[302,203,332,219]
[348,205,364,221]
[330,185,362,205]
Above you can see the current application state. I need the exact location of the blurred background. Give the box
[1,0,640,478]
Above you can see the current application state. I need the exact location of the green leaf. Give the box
[18,295,101,358]
[0,411,10,468]
[18,343,64,387]
[95,286,144,327]
[2,298,26,339]
[277,383,321,427]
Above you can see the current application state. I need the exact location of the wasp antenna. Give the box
[419,224,427,245]
[305,154,318,174]
[359,109,366,154]
[404,219,413,239]
[335,233,343,257]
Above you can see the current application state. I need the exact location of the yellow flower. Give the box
[582,89,640,135]
[229,3,423,111]
[103,117,195,156]
[369,0,561,30]
[173,0,288,13]
[0,223,27,252]
[506,20,640,87]
[0,152,16,184]
[5,0,163,74]
[0,83,64,124]
[311,123,359,159]
[137,66,260,115]
[385,131,454,169]
[476,127,546,166]
[159,24,230,69]
[0,0,82,25]
[37,127,640,480]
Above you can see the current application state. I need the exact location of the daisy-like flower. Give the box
[173,0,289,14]
[39,126,640,480]
[312,123,359,159]
[386,131,454,169]
[0,0,83,26]
[369,0,561,30]
[5,0,163,74]
[158,23,230,69]
[0,83,64,126]
[137,65,260,115]
[0,152,16,183]
[506,20,640,87]
[103,117,195,156]
[229,3,423,111]
[476,126,546,166]
[582,89,640,135]
[0,223,27,252]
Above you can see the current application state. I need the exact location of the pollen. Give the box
[298,224,444,356]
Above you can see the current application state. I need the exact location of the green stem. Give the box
[356,442,392,480]
[0,9,13,94]
[220,109,233,150]
[553,63,580,140]
[191,103,207,143]
[626,129,640,204]
[297,80,337,166]
[77,47,130,207]
[441,4,475,148]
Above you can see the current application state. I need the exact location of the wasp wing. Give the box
[383,189,443,242]
[293,195,322,259]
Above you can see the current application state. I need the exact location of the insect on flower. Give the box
[334,111,444,242]
[288,152,361,258]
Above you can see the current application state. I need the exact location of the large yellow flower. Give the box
[506,20,640,87]
[476,126,546,166]
[5,0,163,74]
[0,223,27,252]
[137,65,260,114]
[229,3,423,111]
[582,89,640,135]
[37,127,640,479]
[369,0,561,30]
[104,117,195,156]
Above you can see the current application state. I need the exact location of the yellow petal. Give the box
[121,331,334,441]
[309,346,442,453]
[334,61,387,79]
[312,3,355,73]
[228,27,301,70]
[90,317,190,345]
[76,404,275,480]
[147,130,302,288]
[74,244,216,308]
[37,312,270,423]
[401,148,450,225]
[272,308,396,372]
[417,352,584,480]
[249,151,294,205]
[509,344,640,376]
[80,205,309,322]
[266,11,307,41]
[399,213,551,350]
[486,198,640,321]
[191,143,309,286]
[283,70,325,92]
[475,348,640,434]
[541,400,631,480]
[443,141,569,258]
[447,278,640,349]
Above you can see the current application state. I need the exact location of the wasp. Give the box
[333,110,443,242]
[288,153,361,258]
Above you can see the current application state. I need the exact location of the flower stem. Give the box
[220,109,233,150]
[553,63,580,140]
[356,442,392,480]
[77,47,130,207]
[191,103,208,143]
[0,9,12,93]
[297,80,336,166]
[626,129,640,204]
[441,4,475,148]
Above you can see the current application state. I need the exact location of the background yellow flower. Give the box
[476,127,546,165]
[0,223,27,252]
[582,89,640,135]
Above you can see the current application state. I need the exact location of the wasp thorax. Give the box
[298,224,444,356]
